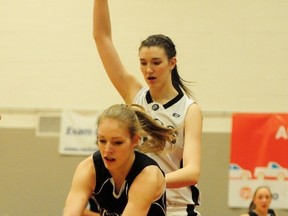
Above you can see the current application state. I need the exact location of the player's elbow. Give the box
[93,31,101,43]
[93,30,111,44]
[187,167,200,185]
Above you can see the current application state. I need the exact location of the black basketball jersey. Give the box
[248,209,276,216]
[89,150,166,216]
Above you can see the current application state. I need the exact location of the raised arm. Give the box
[93,0,142,104]
[63,157,96,216]
[122,166,165,216]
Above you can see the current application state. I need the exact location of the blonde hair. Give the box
[97,104,176,153]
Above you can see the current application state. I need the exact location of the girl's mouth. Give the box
[148,76,156,80]
[104,156,115,162]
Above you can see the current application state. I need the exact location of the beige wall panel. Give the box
[1,129,287,216]
[1,0,288,112]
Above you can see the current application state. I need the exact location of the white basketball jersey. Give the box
[133,87,200,209]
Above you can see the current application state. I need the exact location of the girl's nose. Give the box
[146,64,153,73]
[104,143,114,153]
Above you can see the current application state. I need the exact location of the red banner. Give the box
[228,113,288,208]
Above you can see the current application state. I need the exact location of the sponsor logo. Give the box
[240,186,252,200]
[152,104,159,111]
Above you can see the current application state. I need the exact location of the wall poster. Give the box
[229,113,288,209]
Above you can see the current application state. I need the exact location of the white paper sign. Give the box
[59,110,99,155]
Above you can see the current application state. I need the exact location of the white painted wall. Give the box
[1,0,288,130]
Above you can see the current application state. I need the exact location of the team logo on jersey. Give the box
[172,113,180,118]
[152,104,159,111]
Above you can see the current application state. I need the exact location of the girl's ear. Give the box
[170,57,177,70]
[132,134,141,147]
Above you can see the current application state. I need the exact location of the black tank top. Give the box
[89,150,166,216]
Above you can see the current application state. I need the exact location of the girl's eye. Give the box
[114,141,123,145]
[153,61,161,65]
[98,139,106,144]
[140,62,147,66]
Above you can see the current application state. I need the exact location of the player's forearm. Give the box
[83,209,100,216]
[166,166,199,188]
[93,0,111,40]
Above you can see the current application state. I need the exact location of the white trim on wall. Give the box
[0,109,232,133]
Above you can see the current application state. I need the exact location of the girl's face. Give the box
[139,46,176,89]
[97,118,138,173]
[253,187,272,213]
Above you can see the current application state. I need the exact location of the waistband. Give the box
[167,204,198,216]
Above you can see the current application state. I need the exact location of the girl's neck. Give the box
[149,86,179,104]
[253,209,268,216]
[109,154,135,192]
